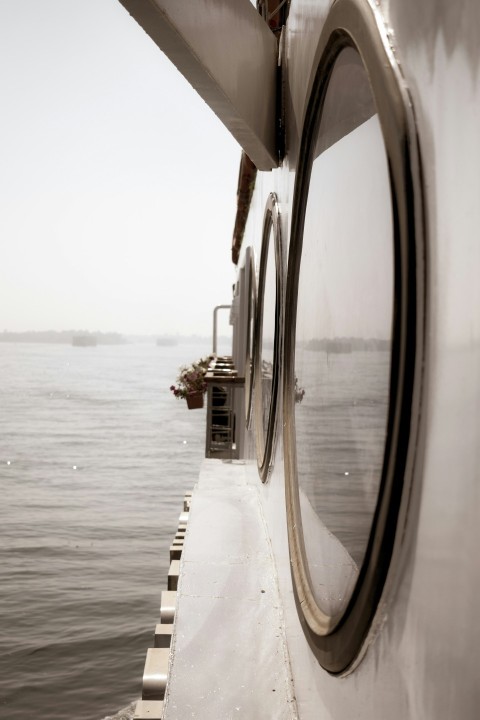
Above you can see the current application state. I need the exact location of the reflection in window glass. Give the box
[261,226,276,443]
[294,47,393,614]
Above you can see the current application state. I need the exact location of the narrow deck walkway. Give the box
[163,459,297,719]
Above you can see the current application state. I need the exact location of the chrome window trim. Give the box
[254,193,283,482]
[283,0,426,673]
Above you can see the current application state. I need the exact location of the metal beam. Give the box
[118,0,278,169]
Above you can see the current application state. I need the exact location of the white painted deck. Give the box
[163,459,298,719]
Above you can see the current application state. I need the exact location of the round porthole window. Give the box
[244,248,257,429]
[254,194,283,481]
[283,0,425,672]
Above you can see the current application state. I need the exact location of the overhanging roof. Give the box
[118,0,278,170]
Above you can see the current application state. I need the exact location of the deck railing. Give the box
[205,357,245,460]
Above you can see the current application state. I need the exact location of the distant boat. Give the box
[156,337,178,347]
[72,335,97,347]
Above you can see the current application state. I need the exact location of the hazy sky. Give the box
[0,0,241,336]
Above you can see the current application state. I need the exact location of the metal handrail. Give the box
[212,305,231,355]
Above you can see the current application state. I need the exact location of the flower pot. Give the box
[186,392,204,410]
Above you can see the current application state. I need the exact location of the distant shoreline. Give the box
[0,330,224,346]
[0,330,126,345]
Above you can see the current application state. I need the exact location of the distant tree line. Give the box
[302,337,391,352]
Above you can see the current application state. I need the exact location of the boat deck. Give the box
[163,459,298,719]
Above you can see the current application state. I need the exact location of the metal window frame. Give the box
[254,193,284,481]
[282,0,426,673]
[244,248,257,429]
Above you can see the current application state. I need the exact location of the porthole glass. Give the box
[295,46,393,613]
[254,194,282,480]
[261,234,275,434]
[283,0,424,674]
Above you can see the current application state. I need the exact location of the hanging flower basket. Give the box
[170,355,213,408]
[186,391,204,410]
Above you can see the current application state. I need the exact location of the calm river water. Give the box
[0,341,210,720]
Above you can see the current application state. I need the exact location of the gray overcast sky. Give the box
[0,0,240,336]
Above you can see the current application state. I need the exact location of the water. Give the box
[294,347,391,614]
[295,349,390,566]
[0,342,209,720]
